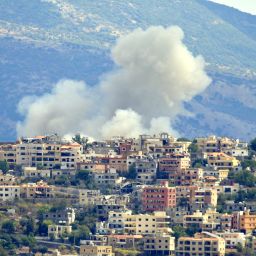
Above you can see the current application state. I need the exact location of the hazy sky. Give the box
[210,0,256,15]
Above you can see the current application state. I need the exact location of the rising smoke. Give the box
[17,26,211,139]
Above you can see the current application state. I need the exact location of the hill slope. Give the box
[0,0,255,140]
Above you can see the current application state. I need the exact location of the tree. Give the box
[188,143,198,153]
[0,161,9,174]
[233,170,256,187]
[172,225,187,241]
[124,163,137,180]
[250,138,256,151]
[0,246,8,256]
[2,220,16,234]
[241,160,256,170]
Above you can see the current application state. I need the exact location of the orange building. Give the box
[239,210,256,233]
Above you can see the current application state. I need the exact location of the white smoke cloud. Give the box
[17,26,211,139]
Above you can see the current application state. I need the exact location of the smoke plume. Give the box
[17,26,211,138]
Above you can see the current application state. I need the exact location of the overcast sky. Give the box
[210,0,256,15]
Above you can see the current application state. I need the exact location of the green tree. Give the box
[172,225,187,241]
[0,246,8,256]
[233,170,256,187]
[188,143,198,153]
[125,163,137,180]
[0,161,9,174]
[241,160,256,170]
[2,220,16,234]
[250,138,256,151]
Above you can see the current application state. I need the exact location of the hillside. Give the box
[0,0,255,140]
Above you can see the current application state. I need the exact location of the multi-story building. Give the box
[175,168,204,186]
[20,180,54,199]
[143,233,175,255]
[60,143,84,170]
[16,136,62,168]
[176,232,226,256]
[190,188,218,211]
[207,152,240,171]
[215,232,246,249]
[43,207,75,225]
[0,185,20,201]
[109,157,128,173]
[239,210,256,234]
[0,144,16,166]
[141,181,176,212]
[79,189,101,205]
[158,154,190,180]
[135,158,157,184]
[108,210,171,235]
[93,169,124,186]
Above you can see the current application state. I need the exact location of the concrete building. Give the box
[141,181,176,212]
[23,166,51,178]
[48,224,72,239]
[0,144,16,166]
[135,158,157,184]
[0,185,20,201]
[43,207,75,225]
[108,210,171,235]
[215,232,246,249]
[80,244,114,256]
[207,152,240,171]
[176,232,225,256]
[143,233,175,255]
[190,188,218,211]
[239,210,256,234]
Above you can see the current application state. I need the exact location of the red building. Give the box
[141,181,176,212]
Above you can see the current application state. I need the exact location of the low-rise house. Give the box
[48,224,72,239]
[107,234,143,250]
[80,244,114,256]
[23,166,51,178]
[79,189,101,205]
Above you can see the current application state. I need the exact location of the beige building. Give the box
[60,143,84,170]
[0,185,20,201]
[176,232,225,256]
[20,180,54,199]
[48,225,72,239]
[0,144,16,165]
[23,167,51,178]
[143,233,175,255]
[0,173,18,185]
[80,245,114,256]
[108,210,171,235]
[207,152,240,171]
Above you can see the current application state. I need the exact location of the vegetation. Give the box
[232,170,256,187]
[0,160,9,174]
[250,138,256,152]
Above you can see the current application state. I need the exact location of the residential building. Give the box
[0,185,20,201]
[239,210,256,234]
[80,244,114,256]
[176,232,225,256]
[143,233,175,255]
[135,158,157,184]
[48,224,72,239]
[141,181,176,212]
[207,152,240,171]
[23,166,51,178]
[108,210,171,235]
[43,207,75,225]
